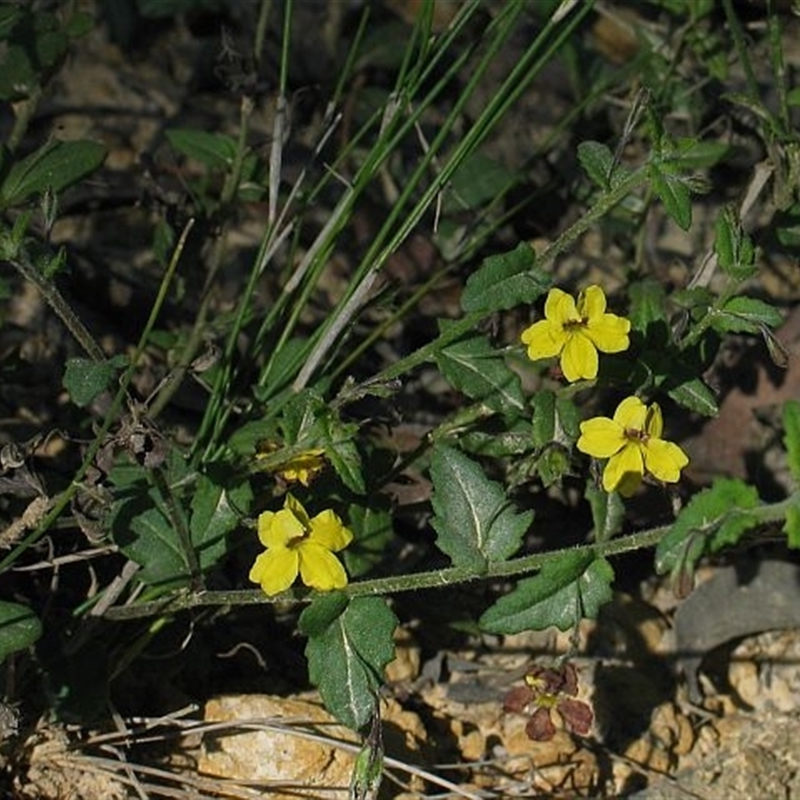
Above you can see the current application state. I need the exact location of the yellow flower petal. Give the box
[298,542,349,590]
[258,506,305,548]
[545,287,579,325]
[643,438,689,483]
[561,332,598,381]
[521,319,566,359]
[584,313,630,353]
[644,402,664,439]
[613,396,648,429]
[602,443,644,494]
[309,509,353,551]
[249,547,299,595]
[577,417,626,458]
[577,285,607,319]
[285,493,311,528]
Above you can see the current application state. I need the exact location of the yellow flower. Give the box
[521,286,630,382]
[256,442,326,487]
[576,396,689,496]
[249,494,353,596]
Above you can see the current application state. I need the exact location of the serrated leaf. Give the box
[461,242,551,313]
[577,140,614,190]
[111,459,225,589]
[655,478,760,578]
[783,400,800,484]
[0,140,106,209]
[714,207,757,280]
[435,332,524,413]
[303,596,398,730]
[628,279,668,333]
[649,164,692,230]
[430,445,531,569]
[63,355,127,407]
[667,377,718,416]
[190,475,252,570]
[479,553,614,634]
[319,414,365,494]
[0,601,42,663]
[165,128,239,170]
[711,296,783,335]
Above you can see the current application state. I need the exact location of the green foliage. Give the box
[480,553,614,634]
[111,463,250,589]
[430,445,532,570]
[63,355,128,408]
[435,330,524,413]
[0,6,91,101]
[655,478,761,582]
[0,140,106,210]
[577,140,616,191]
[783,400,800,484]
[714,207,757,280]
[0,601,42,664]
[461,243,551,313]
[709,296,784,335]
[2,0,798,747]
[301,595,397,730]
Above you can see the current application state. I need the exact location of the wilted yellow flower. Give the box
[576,396,689,496]
[521,286,630,382]
[249,494,353,596]
[256,442,326,487]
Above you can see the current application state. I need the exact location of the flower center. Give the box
[287,524,310,548]
[625,427,649,444]
[562,316,588,331]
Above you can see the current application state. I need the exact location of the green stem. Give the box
[11,251,105,362]
[0,220,194,574]
[99,491,797,620]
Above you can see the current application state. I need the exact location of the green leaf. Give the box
[429,445,532,569]
[63,355,128,407]
[302,596,398,730]
[319,413,364,494]
[480,553,614,634]
[298,591,350,637]
[0,601,42,663]
[165,128,239,170]
[667,377,718,416]
[531,390,556,445]
[655,478,760,579]
[111,459,220,589]
[649,163,692,230]
[709,296,783,335]
[784,504,800,550]
[577,140,615,190]
[435,332,524,413]
[461,242,551,313]
[189,474,252,571]
[447,151,517,210]
[628,279,668,334]
[586,484,624,541]
[531,390,579,446]
[783,400,800,485]
[0,10,68,101]
[714,207,757,280]
[344,501,394,578]
[0,140,106,209]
